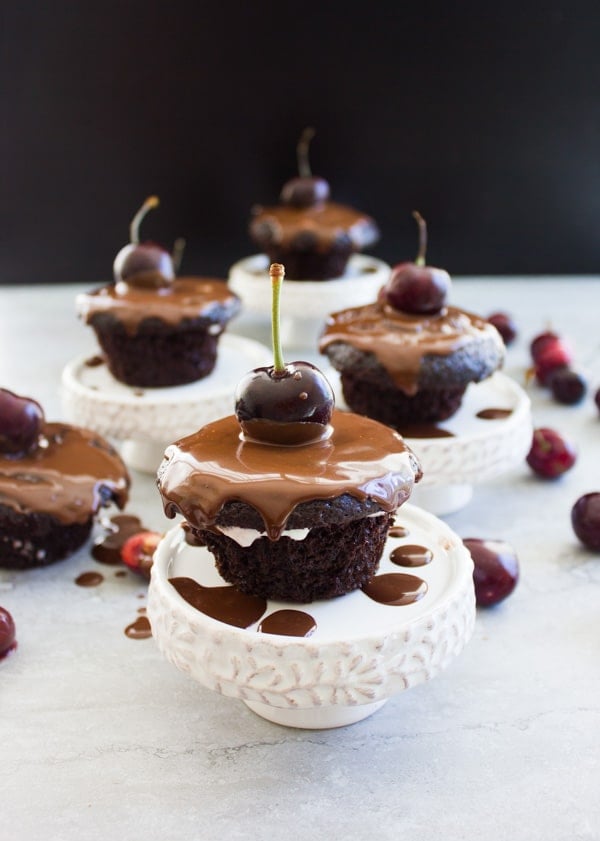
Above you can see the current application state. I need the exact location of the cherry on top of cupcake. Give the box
[279,127,331,209]
[383,212,451,315]
[0,388,45,459]
[113,196,179,288]
[234,262,335,446]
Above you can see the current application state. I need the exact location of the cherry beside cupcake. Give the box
[76,196,241,388]
[319,213,506,428]
[249,129,380,281]
[0,388,130,569]
[157,263,422,603]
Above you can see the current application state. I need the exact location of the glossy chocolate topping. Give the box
[390,544,433,568]
[0,422,129,525]
[158,410,421,540]
[250,201,379,251]
[76,277,240,335]
[319,302,503,394]
[362,572,428,605]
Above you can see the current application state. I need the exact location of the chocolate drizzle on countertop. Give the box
[319,302,503,395]
[362,573,428,606]
[76,277,240,335]
[158,410,422,541]
[250,201,379,251]
[91,514,144,564]
[0,423,129,524]
[75,571,104,587]
[124,615,152,639]
[170,576,266,629]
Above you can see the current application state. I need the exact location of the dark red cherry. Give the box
[235,262,334,445]
[384,211,451,314]
[0,388,45,457]
[526,427,576,478]
[235,362,334,445]
[487,312,517,345]
[571,492,600,551]
[530,330,560,362]
[534,341,573,386]
[549,368,587,405]
[280,128,330,209]
[113,196,174,286]
[0,606,16,660]
[121,530,162,579]
[463,538,519,607]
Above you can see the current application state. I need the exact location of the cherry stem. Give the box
[130,195,159,244]
[172,237,186,273]
[412,210,427,267]
[297,127,315,178]
[270,263,286,373]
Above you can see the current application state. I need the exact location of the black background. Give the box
[2,1,600,285]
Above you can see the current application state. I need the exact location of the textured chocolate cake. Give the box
[76,196,241,388]
[0,389,130,569]
[319,214,505,426]
[249,129,379,281]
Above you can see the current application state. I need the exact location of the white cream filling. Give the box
[216,511,386,548]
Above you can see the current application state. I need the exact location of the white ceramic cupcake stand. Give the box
[228,253,390,349]
[61,334,272,473]
[147,503,476,730]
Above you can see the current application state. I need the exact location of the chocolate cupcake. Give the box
[249,129,379,281]
[0,389,130,569]
[319,213,505,427]
[76,197,241,388]
[157,263,421,603]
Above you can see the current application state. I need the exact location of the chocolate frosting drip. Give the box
[320,302,504,394]
[250,201,379,251]
[157,411,421,540]
[0,423,129,524]
[76,277,240,335]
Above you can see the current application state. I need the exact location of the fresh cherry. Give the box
[571,492,600,551]
[234,263,334,444]
[463,538,519,607]
[487,312,517,345]
[280,127,330,209]
[534,342,573,386]
[0,388,45,457]
[113,196,175,286]
[121,530,162,579]
[530,330,562,362]
[549,368,587,405]
[384,212,451,314]
[0,606,17,660]
[526,427,577,478]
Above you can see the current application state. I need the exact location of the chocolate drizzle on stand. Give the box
[170,577,267,629]
[399,424,454,439]
[476,407,513,420]
[390,544,433,568]
[362,573,428,605]
[389,525,409,538]
[258,609,317,637]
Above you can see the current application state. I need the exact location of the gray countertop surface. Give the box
[1,277,599,841]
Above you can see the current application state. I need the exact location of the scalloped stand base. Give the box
[244,699,388,729]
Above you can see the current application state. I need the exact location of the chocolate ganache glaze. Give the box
[157,410,422,541]
[0,422,129,524]
[76,277,240,335]
[250,202,379,253]
[319,302,503,396]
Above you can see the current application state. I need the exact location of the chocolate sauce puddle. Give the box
[75,571,104,587]
[124,616,152,639]
[390,544,433,568]
[389,525,409,539]
[170,576,266,629]
[362,573,427,605]
[399,424,455,438]
[476,407,513,420]
[258,609,316,637]
[84,355,105,368]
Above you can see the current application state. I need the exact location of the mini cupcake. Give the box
[249,129,379,281]
[157,264,421,603]
[0,388,130,569]
[76,197,241,388]
[319,213,505,427]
